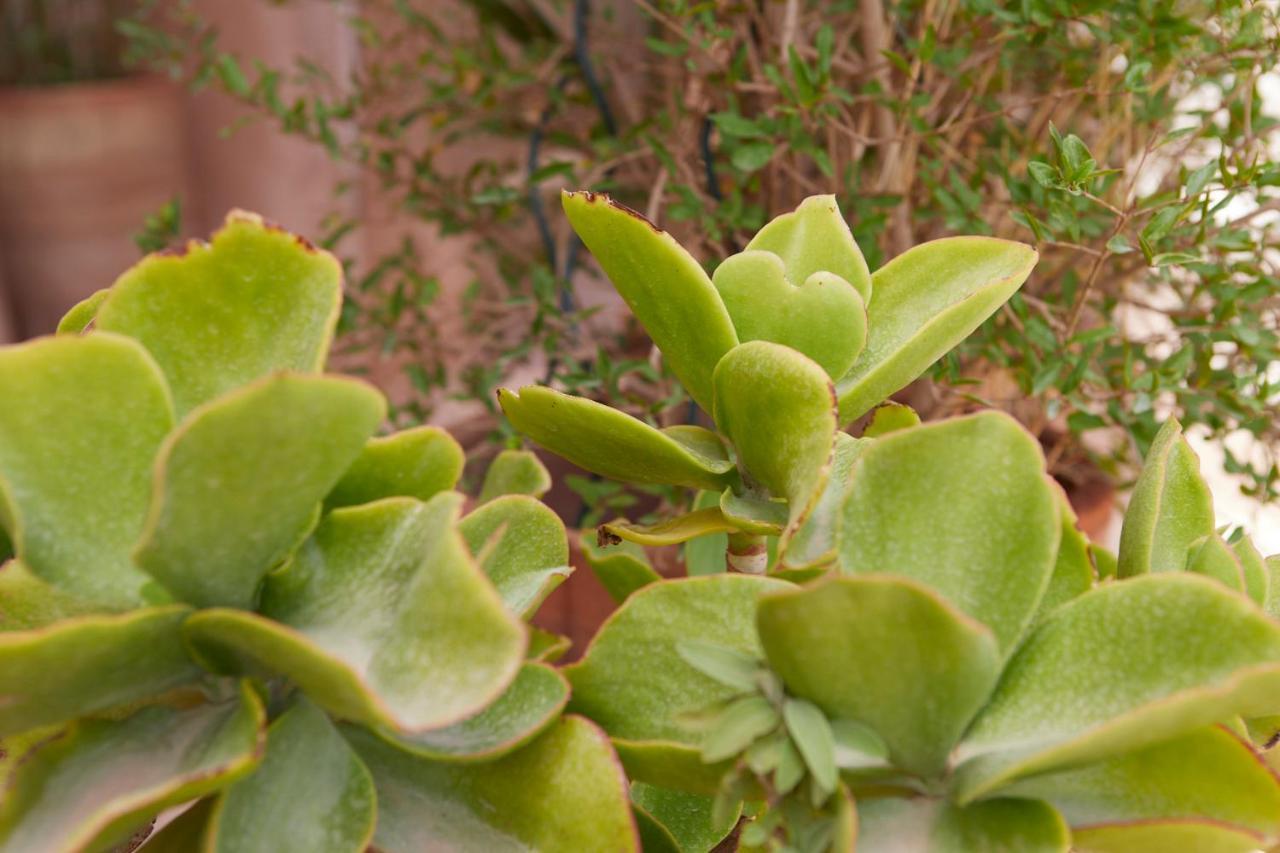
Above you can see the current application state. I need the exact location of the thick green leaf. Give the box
[836,237,1037,422]
[499,386,736,492]
[712,250,867,380]
[857,797,1068,852]
[136,374,383,609]
[631,783,739,853]
[479,449,552,503]
[712,341,836,528]
[1033,489,1095,623]
[1071,822,1264,853]
[185,495,525,733]
[377,662,568,763]
[1267,555,1280,620]
[719,489,787,536]
[326,426,463,510]
[55,287,110,335]
[208,699,375,853]
[956,574,1280,801]
[459,495,571,618]
[634,806,681,853]
[562,190,738,413]
[744,194,872,303]
[580,534,661,604]
[528,627,572,663]
[1002,725,1280,851]
[758,576,1000,777]
[1117,418,1215,577]
[684,492,730,576]
[0,606,201,737]
[676,639,761,692]
[95,210,343,417]
[0,334,174,608]
[612,740,736,798]
[862,401,921,437]
[346,715,640,852]
[0,684,264,853]
[783,698,838,796]
[702,696,780,762]
[1186,534,1247,593]
[837,412,1059,654]
[0,560,97,631]
[781,434,867,570]
[1233,534,1269,607]
[601,507,738,547]
[134,800,214,852]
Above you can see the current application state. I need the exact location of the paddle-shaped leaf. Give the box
[1002,725,1280,852]
[837,412,1059,654]
[1186,534,1247,593]
[135,374,384,609]
[836,237,1037,422]
[378,663,569,762]
[956,574,1280,802]
[95,210,343,417]
[780,434,867,570]
[744,194,873,302]
[184,495,525,733]
[499,386,736,492]
[862,401,921,437]
[1233,533,1269,607]
[1032,489,1095,623]
[631,783,739,853]
[757,576,1000,777]
[345,715,640,852]
[479,449,552,503]
[579,535,661,604]
[562,191,737,413]
[0,606,201,736]
[0,334,174,608]
[206,699,375,853]
[857,797,1068,853]
[326,426,463,510]
[459,495,571,618]
[712,341,836,529]
[0,684,265,853]
[1117,418,1215,577]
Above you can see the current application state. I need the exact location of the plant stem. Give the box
[727,531,768,574]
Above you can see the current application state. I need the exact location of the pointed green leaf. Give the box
[527,627,572,663]
[631,783,739,853]
[562,191,737,413]
[326,426,463,510]
[185,495,525,733]
[346,715,640,852]
[0,560,97,631]
[479,449,552,503]
[0,685,265,853]
[136,374,383,609]
[838,412,1059,654]
[1033,488,1095,623]
[459,495,571,619]
[713,251,867,380]
[781,434,867,570]
[701,696,780,762]
[830,718,889,770]
[744,195,872,303]
[499,386,736,491]
[600,507,738,547]
[956,575,1280,801]
[95,211,343,417]
[633,806,682,853]
[1186,534,1247,593]
[1233,534,1268,606]
[1002,725,1280,850]
[1117,418,1215,577]
[758,576,1000,777]
[676,639,761,692]
[863,401,921,437]
[55,288,110,335]
[783,698,838,796]
[836,237,1037,422]
[134,800,214,852]
[1093,545,1118,580]
[712,341,836,527]
[580,534,661,604]
[0,334,174,608]
[207,699,375,853]
[377,662,568,763]
[0,606,201,737]
[858,797,1068,853]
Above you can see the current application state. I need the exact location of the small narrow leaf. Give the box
[701,696,780,762]
[782,699,837,796]
[600,507,738,547]
[676,640,761,692]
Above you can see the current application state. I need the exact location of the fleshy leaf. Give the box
[684,492,730,576]
[566,575,789,790]
[345,715,639,852]
[459,495,571,619]
[377,663,568,762]
[1233,534,1269,607]
[0,684,264,853]
[1033,488,1095,623]
[1117,418,1215,577]
[744,194,873,302]
[207,699,375,853]
[136,373,383,609]
[862,401,921,437]
[720,489,787,535]
[1002,725,1280,851]
[956,574,1280,801]
[712,341,836,528]
[712,250,867,380]
[326,426,463,510]
[134,800,214,852]
[0,606,201,737]
[479,449,552,503]
[1071,822,1264,853]
[580,534,661,604]
[185,495,525,733]
[757,576,1000,777]
[499,386,736,492]
[1186,534,1247,593]
[600,507,738,547]
[562,190,738,413]
[836,237,1037,423]
[1267,555,1280,620]
[0,560,98,631]
[781,434,867,570]
[528,627,572,663]
[55,288,110,335]
[95,210,343,417]
[631,783,739,853]
[837,412,1059,655]
[857,797,1068,853]
[0,334,174,608]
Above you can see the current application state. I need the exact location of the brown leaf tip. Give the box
[569,189,664,234]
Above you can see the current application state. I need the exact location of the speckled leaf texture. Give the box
[458,494,571,619]
[631,782,739,853]
[326,426,464,510]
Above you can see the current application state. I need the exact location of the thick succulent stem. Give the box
[727,531,768,574]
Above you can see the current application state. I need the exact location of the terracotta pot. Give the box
[0,75,187,336]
